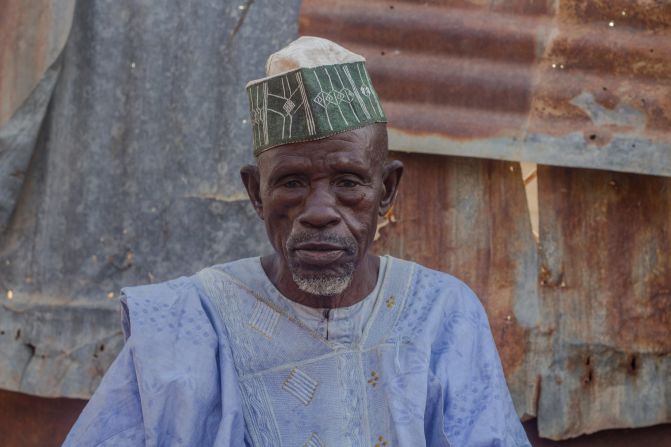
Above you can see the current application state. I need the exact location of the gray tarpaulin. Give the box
[0,0,300,399]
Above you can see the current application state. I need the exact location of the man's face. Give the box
[252,126,387,296]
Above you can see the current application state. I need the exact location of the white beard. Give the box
[291,272,353,296]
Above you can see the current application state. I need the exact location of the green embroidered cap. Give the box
[247,36,387,157]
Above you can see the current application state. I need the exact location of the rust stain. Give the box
[528,1,671,138]
[544,168,671,352]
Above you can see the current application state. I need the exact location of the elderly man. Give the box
[64,37,530,446]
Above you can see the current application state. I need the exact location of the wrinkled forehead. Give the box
[256,125,380,173]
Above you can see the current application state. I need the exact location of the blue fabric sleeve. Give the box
[62,276,245,446]
[432,282,531,447]
[62,339,144,446]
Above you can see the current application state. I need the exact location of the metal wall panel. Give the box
[537,166,671,439]
[300,0,671,176]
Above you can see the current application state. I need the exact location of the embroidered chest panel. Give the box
[197,259,425,446]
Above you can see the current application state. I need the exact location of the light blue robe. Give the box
[64,256,530,446]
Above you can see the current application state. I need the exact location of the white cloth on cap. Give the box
[260,36,366,81]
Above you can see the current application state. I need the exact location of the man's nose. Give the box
[297,186,341,229]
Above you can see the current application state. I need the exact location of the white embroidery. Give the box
[263,73,317,140]
[362,65,384,118]
[262,82,269,145]
[247,88,257,147]
[248,301,280,339]
[283,367,318,405]
[324,67,349,126]
[334,66,360,123]
[356,64,378,119]
[296,71,316,135]
[343,65,372,120]
[311,71,334,131]
[303,432,325,447]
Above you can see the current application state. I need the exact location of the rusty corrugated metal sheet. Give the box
[0,0,75,127]
[300,0,671,177]
[537,166,671,439]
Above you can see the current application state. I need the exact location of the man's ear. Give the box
[379,160,404,216]
[240,164,264,219]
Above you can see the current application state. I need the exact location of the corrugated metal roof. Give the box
[300,0,671,176]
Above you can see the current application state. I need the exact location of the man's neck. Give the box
[260,253,380,309]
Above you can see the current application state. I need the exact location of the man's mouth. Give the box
[292,242,346,265]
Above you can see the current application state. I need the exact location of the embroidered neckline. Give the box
[203,256,393,349]
[253,256,387,324]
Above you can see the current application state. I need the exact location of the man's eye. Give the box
[283,180,302,188]
[337,179,358,188]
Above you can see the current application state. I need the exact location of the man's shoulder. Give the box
[119,273,215,339]
[197,256,261,283]
[393,256,477,295]
[393,258,492,348]
[393,257,485,314]
[412,260,472,289]
[121,276,195,303]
